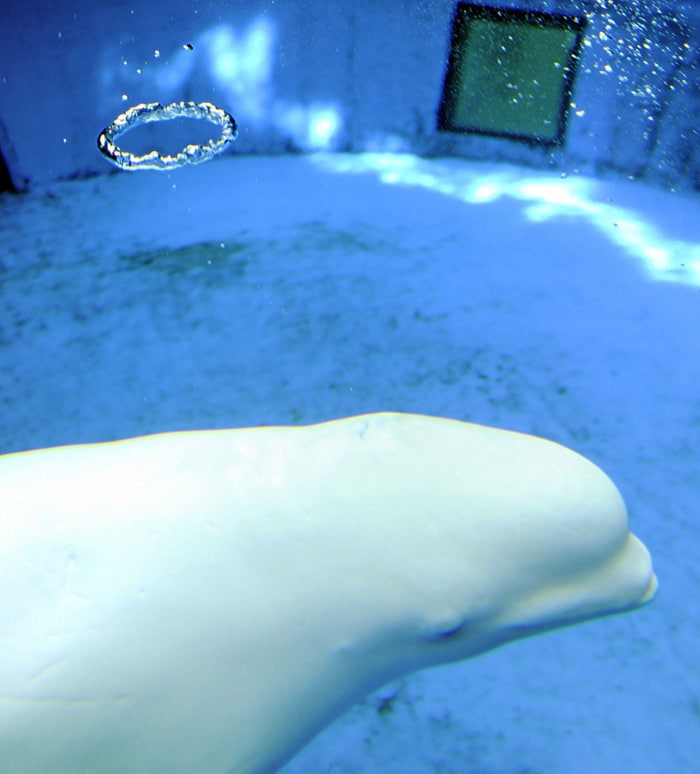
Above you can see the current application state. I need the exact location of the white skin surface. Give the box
[0,413,655,773]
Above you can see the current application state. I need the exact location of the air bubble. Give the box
[97,101,238,171]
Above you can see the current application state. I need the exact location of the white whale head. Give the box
[266,413,656,675]
[0,412,655,773]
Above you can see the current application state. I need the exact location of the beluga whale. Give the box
[0,412,656,773]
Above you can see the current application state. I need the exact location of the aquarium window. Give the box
[438,3,587,146]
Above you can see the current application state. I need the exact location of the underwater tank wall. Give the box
[0,0,698,190]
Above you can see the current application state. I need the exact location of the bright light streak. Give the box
[313,153,700,287]
[276,103,343,151]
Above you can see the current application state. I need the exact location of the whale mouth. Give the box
[639,572,658,604]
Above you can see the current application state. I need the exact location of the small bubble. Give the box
[121,93,128,101]
[154,49,161,58]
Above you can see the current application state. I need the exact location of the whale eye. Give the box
[421,620,467,642]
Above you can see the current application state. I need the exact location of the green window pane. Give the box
[438,4,587,146]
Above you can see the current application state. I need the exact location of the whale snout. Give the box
[501,527,657,635]
[640,572,658,604]
[617,531,657,611]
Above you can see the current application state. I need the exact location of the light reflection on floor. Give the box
[314,152,700,286]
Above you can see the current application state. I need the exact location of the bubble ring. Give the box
[97,101,238,171]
